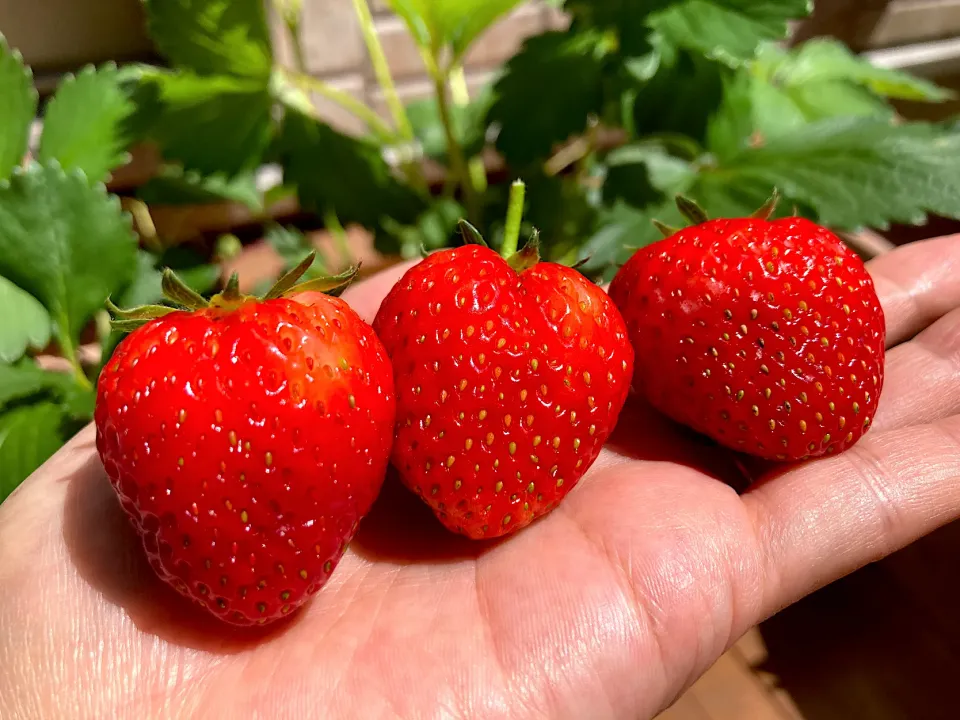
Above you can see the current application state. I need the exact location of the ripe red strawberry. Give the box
[95,260,395,625]
[373,240,634,540]
[609,200,885,462]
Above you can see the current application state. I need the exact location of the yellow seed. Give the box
[504,414,512,427]
[178,409,186,423]
[557,478,564,487]
[764,388,772,399]
[525,415,534,426]
[445,455,455,467]
[241,510,249,523]
[497,338,506,349]
[465,438,473,450]
[533,435,542,446]
[573,438,581,450]
[478,410,487,420]
[459,379,468,391]
[552,436,561,448]
[768,419,776,430]
[485,433,494,445]
[800,420,807,432]
[265,452,273,467]
[508,442,517,455]
[520,389,528,401]
[495,481,503,492]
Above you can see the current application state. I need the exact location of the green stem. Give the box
[449,64,488,194]
[351,0,413,141]
[323,206,353,266]
[280,68,395,142]
[501,180,526,258]
[435,71,480,223]
[350,0,428,192]
[57,323,92,390]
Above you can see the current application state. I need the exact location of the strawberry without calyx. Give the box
[373,227,634,540]
[609,197,885,462]
[95,257,395,625]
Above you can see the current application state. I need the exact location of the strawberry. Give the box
[608,197,885,462]
[372,221,634,540]
[95,258,395,625]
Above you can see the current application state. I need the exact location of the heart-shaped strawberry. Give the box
[373,231,634,539]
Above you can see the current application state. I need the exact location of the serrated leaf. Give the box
[407,83,493,161]
[278,110,426,231]
[387,0,525,58]
[141,71,273,176]
[0,401,67,502]
[0,163,137,346]
[707,40,953,159]
[0,275,50,363]
[144,0,272,78]
[137,166,261,211]
[523,170,601,262]
[38,64,136,182]
[694,117,960,230]
[489,31,608,167]
[265,224,330,280]
[648,0,811,67]
[0,34,37,180]
[631,45,725,143]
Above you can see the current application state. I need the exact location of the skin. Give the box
[2,236,960,719]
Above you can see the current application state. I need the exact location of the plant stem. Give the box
[280,68,395,141]
[323,206,353,267]
[434,71,480,223]
[57,323,92,390]
[501,180,526,258]
[449,64,488,194]
[351,0,413,141]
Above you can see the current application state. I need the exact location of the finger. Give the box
[742,413,960,620]
[873,306,960,433]
[866,234,960,347]
[342,260,418,324]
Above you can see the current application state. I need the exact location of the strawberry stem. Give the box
[501,179,526,259]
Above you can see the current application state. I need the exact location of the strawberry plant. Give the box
[0,0,959,503]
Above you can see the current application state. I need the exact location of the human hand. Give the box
[2,236,959,720]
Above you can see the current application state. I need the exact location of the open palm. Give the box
[2,237,960,720]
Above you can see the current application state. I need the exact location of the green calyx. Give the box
[105,251,359,333]
[455,178,542,273]
[653,187,783,239]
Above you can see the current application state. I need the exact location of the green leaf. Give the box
[0,401,67,502]
[648,0,811,67]
[141,71,273,176]
[577,200,672,278]
[265,224,330,278]
[143,0,272,78]
[0,360,64,410]
[758,39,953,102]
[695,117,960,230]
[137,166,261,210]
[407,83,493,161]
[37,64,136,182]
[522,170,601,262]
[631,46,726,143]
[489,31,609,167]
[278,110,426,231]
[0,162,137,346]
[0,275,50,363]
[0,34,36,180]
[387,0,525,58]
[379,198,465,259]
[707,40,954,159]
[603,142,697,208]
